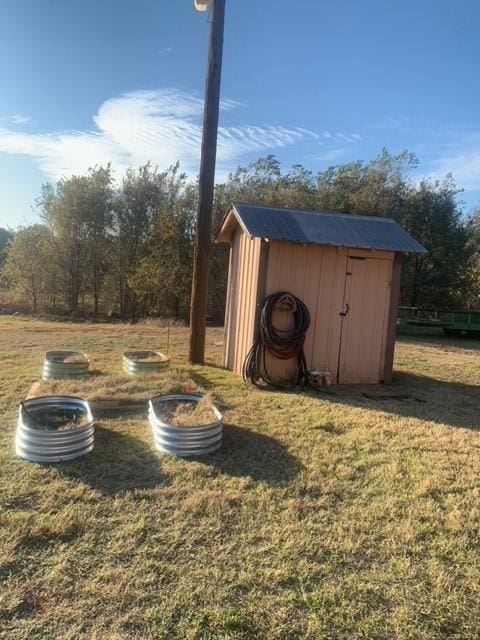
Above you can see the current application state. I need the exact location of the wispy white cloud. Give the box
[418,133,480,194]
[158,46,173,54]
[296,127,321,140]
[362,116,480,197]
[336,133,356,143]
[313,148,350,164]
[370,116,413,132]
[0,89,358,181]
[1,113,31,125]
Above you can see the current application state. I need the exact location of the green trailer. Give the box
[398,307,480,337]
[440,311,480,336]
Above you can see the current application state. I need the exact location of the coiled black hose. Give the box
[242,291,311,389]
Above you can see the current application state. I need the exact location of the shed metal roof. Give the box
[217,203,427,254]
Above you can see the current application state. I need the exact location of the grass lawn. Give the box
[1,316,480,640]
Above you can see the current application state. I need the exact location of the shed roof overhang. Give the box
[216,203,427,255]
[216,206,248,243]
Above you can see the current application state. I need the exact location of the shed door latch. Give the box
[339,303,349,317]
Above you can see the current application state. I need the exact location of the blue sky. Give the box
[0,0,479,227]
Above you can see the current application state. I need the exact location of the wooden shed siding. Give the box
[337,253,393,383]
[253,241,270,338]
[263,242,348,382]
[224,229,262,374]
[310,246,349,379]
[224,230,240,368]
[240,235,255,371]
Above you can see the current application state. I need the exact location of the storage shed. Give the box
[216,203,427,385]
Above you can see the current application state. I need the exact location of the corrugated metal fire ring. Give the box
[42,351,90,380]
[148,393,223,456]
[123,351,170,376]
[16,396,94,463]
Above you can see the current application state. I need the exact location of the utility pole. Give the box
[189,0,226,364]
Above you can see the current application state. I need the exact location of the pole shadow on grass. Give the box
[58,424,168,495]
[191,423,304,485]
[186,371,238,412]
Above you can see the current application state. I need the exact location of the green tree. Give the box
[111,163,196,321]
[40,178,90,312]
[0,228,13,266]
[38,167,113,315]
[465,206,480,308]
[83,166,113,319]
[150,179,196,318]
[3,225,51,312]
[112,164,166,319]
[316,149,416,217]
[399,177,471,308]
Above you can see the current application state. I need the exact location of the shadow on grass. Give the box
[201,362,229,371]
[397,333,480,351]
[188,371,217,391]
[184,371,238,413]
[311,371,480,432]
[192,423,304,485]
[88,369,105,377]
[58,425,167,495]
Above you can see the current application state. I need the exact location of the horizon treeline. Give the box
[1,150,479,322]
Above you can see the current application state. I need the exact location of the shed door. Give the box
[338,256,392,384]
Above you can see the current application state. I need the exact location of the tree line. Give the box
[1,150,479,321]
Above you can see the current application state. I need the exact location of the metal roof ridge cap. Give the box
[232,202,398,223]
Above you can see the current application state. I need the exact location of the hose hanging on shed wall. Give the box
[242,291,311,389]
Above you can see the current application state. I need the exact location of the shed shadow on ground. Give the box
[58,424,168,495]
[302,371,480,432]
[191,423,304,485]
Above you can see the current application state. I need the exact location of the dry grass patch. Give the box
[123,351,169,363]
[31,368,199,405]
[155,393,217,426]
[0,317,480,639]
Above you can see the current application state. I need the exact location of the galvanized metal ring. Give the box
[16,395,94,463]
[148,393,223,457]
[42,351,90,380]
[123,351,170,376]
